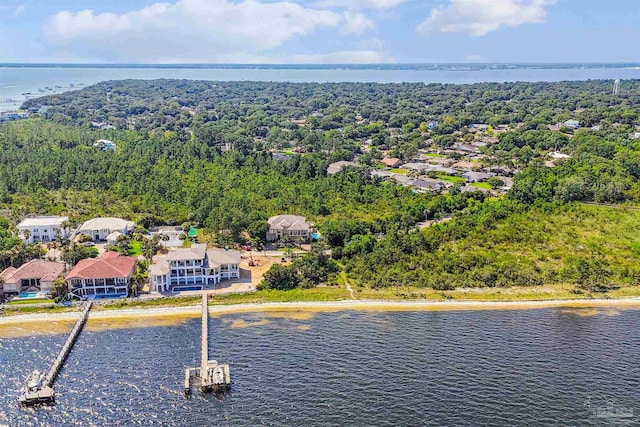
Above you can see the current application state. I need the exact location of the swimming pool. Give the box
[18,292,38,299]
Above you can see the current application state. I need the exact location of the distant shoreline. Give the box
[2,297,640,327]
[2,63,640,71]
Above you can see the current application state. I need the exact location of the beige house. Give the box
[267,215,311,242]
[1,260,65,295]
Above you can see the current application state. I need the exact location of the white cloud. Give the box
[342,12,376,34]
[1,4,26,18]
[464,54,484,61]
[417,0,556,37]
[313,0,408,11]
[45,0,380,63]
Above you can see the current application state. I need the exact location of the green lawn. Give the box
[389,168,408,175]
[7,298,55,305]
[129,240,142,257]
[424,153,446,158]
[436,173,465,184]
[470,182,493,190]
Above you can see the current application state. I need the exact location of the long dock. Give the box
[184,294,230,396]
[19,302,92,405]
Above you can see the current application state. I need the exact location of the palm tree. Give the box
[21,229,31,243]
[161,233,170,249]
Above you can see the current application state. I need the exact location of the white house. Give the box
[149,226,185,248]
[17,216,69,244]
[94,139,117,151]
[563,119,580,129]
[76,217,135,242]
[149,244,241,293]
[267,215,311,242]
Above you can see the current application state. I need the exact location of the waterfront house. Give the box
[267,215,311,242]
[149,244,241,293]
[380,157,403,168]
[0,260,65,295]
[76,217,135,242]
[17,216,69,244]
[66,252,137,299]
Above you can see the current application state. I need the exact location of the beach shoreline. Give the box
[2,297,640,327]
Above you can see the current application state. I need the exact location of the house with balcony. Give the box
[149,244,241,293]
[66,252,137,299]
[76,217,135,242]
[266,215,311,242]
[17,216,69,244]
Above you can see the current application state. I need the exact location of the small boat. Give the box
[25,370,45,392]
[212,366,225,385]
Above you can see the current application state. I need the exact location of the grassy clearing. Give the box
[389,168,408,175]
[7,299,55,305]
[210,287,352,305]
[129,240,142,257]
[470,182,493,190]
[352,284,640,302]
[436,174,465,184]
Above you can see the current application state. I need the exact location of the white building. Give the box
[149,226,185,248]
[149,244,241,293]
[94,139,117,151]
[76,217,135,242]
[17,216,69,244]
[563,119,580,129]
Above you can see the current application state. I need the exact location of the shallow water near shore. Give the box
[1,307,639,426]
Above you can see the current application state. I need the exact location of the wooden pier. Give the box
[19,302,92,406]
[184,294,230,396]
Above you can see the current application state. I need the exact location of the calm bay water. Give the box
[2,65,640,111]
[0,308,639,426]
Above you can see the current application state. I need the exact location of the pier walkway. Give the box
[19,302,92,405]
[184,294,230,395]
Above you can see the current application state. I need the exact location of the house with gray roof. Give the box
[149,244,241,293]
[267,215,311,242]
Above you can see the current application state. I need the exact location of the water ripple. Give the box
[1,308,639,426]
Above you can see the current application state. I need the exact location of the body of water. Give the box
[0,308,638,426]
[2,65,640,112]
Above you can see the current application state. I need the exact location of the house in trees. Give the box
[380,157,403,168]
[76,217,135,242]
[267,215,311,242]
[17,216,69,244]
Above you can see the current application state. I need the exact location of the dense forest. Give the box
[4,79,640,291]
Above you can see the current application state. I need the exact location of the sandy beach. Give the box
[3,297,640,327]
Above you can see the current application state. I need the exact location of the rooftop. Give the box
[67,252,137,280]
[1,260,65,284]
[165,244,207,261]
[268,215,310,231]
[78,217,135,232]
[17,216,68,228]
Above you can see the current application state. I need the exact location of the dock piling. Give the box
[19,302,92,406]
[184,294,231,395]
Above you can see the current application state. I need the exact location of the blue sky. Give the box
[0,0,638,64]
